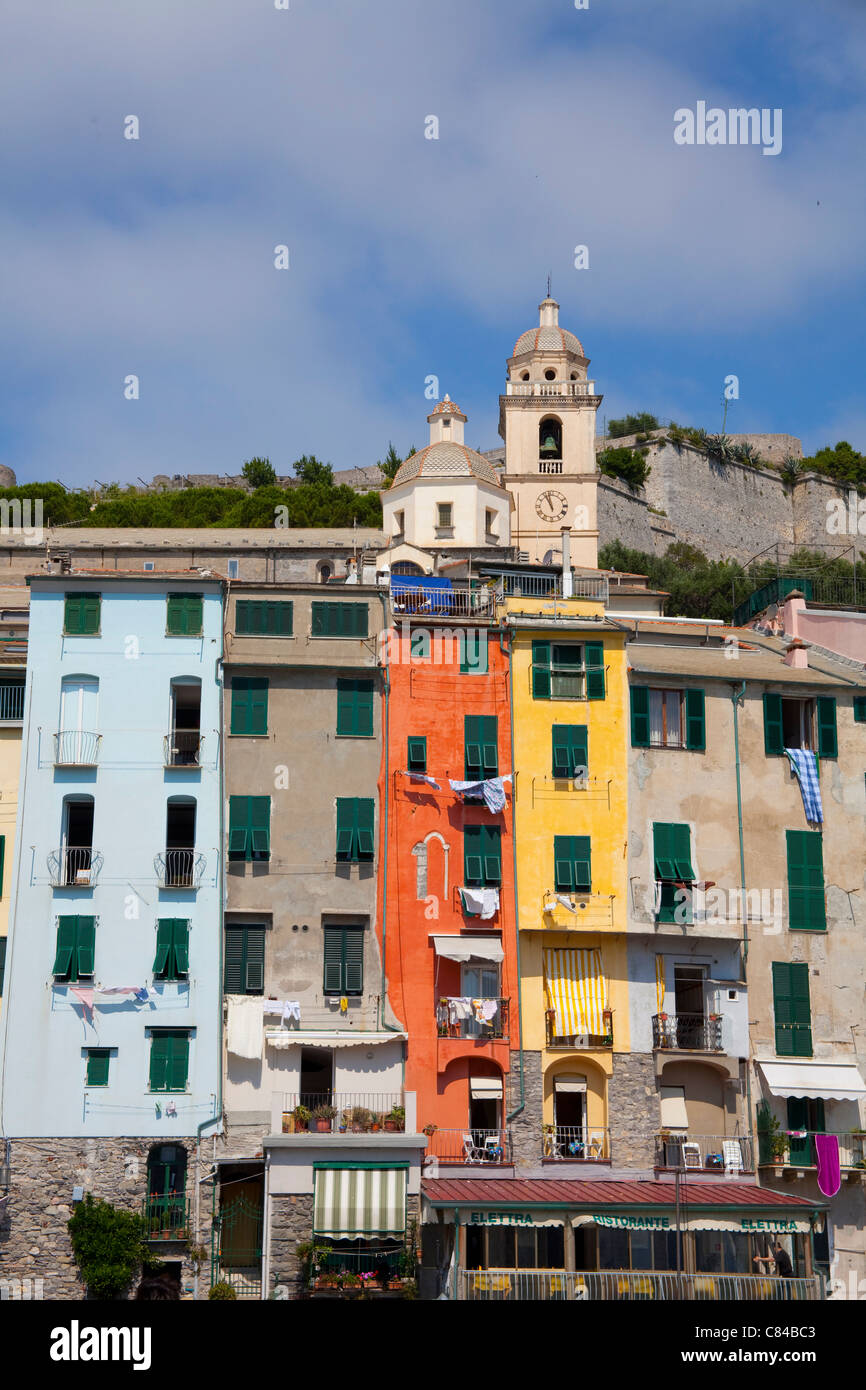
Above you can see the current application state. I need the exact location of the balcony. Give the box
[436,997,509,1041]
[540,892,615,929]
[458,1270,822,1301]
[542,1126,610,1162]
[496,573,609,602]
[654,1133,755,1173]
[0,683,24,722]
[155,849,204,889]
[53,731,101,767]
[652,1014,723,1052]
[280,1092,405,1135]
[505,380,596,398]
[164,730,202,768]
[538,460,563,474]
[141,1194,190,1241]
[48,847,102,888]
[757,1129,866,1173]
[389,583,496,621]
[425,1128,512,1166]
[545,1010,613,1050]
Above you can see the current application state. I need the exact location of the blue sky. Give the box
[1,0,864,486]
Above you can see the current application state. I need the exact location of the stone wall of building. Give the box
[608,1053,658,1169]
[508,1050,543,1169]
[0,1136,215,1300]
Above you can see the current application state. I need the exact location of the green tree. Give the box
[67,1193,157,1299]
[607,412,659,439]
[242,457,277,490]
[377,443,405,485]
[800,440,866,491]
[596,446,651,492]
[599,539,752,621]
[293,454,333,487]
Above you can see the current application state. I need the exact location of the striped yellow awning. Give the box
[544,948,607,1037]
[313,1167,407,1239]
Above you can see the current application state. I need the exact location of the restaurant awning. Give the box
[431,934,504,963]
[313,1166,407,1239]
[470,1076,503,1098]
[757,1060,866,1101]
[572,1212,815,1235]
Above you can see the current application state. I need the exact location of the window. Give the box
[336,799,375,863]
[763,694,837,757]
[166,593,203,637]
[436,502,453,529]
[224,924,266,994]
[311,602,368,638]
[228,796,271,861]
[230,677,268,736]
[552,724,587,778]
[143,561,155,572]
[64,593,100,636]
[227,559,239,580]
[554,835,591,892]
[235,600,293,636]
[786,830,826,931]
[336,678,374,737]
[460,632,488,675]
[149,1031,190,1092]
[485,509,497,535]
[168,680,201,766]
[323,924,364,995]
[532,640,605,700]
[854,696,866,723]
[464,825,501,887]
[85,1049,110,1087]
[60,796,95,886]
[465,1225,564,1271]
[786,1096,825,1164]
[772,961,812,1057]
[539,417,562,459]
[407,736,427,773]
[464,715,498,780]
[52,915,96,982]
[653,823,695,923]
[630,687,705,750]
[394,510,405,537]
[153,919,190,980]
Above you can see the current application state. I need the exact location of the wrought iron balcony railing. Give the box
[281,1092,405,1134]
[458,1270,823,1301]
[141,1194,190,1240]
[54,731,101,766]
[0,684,25,721]
[542,1126,610,1161]
[164,730,202,767]
[48,847,102,888]
[436,997,509,1040]
[654,1133,755,1172]
[424,1127,512,1166]
[155,849,205,888]
[652,1013,723,1051]
[757,1129,866,1170]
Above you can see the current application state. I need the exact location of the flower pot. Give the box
[370,1123,381,1132]
[384,1120,396,1132]
[314,1119,330,1133]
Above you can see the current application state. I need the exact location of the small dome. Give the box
[512,296,584,357]
[428,394,467,421]
[392,441,501,488]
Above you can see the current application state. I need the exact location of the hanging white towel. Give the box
[449,775,512,815]
[405,772,441,790]
[448,997,474,1022]
[478,999,499,1022]
[460,886,500,919]
[555,894,576,913]
[653,881,663,915]
[227,997,263,1058]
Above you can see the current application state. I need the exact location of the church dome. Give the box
[512,296,584,357]
[392,441,501,488]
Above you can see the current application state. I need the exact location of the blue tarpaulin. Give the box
[391,576,455,613]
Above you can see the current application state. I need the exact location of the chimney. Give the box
[560,527,573,598]
[783,638,809,669]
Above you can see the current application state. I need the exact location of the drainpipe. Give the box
[560,527,573,599]
[729,680,754,1154]
[503,626,525,1125]
[377,592,401,1034]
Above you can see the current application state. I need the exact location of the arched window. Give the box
[317,563,332,585]
[391,561,425,576]
[145,1144,187,1237]
[58,676,99,765]
[539,417,562,460]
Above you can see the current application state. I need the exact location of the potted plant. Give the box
[384,1105,405,1133]
[350,1106,370,1133]
[370,1113,382,1133]
[422,1122,437,1138]
[292,1104,311,1132]
[311,1104,337,1133]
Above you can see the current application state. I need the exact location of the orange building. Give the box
[377,585,518,1166]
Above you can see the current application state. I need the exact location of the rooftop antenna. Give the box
[547,273,551,297]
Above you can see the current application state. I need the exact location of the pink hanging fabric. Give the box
[70,986,95,1025]
[814,1133,841,1197]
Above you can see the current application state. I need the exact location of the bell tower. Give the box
[499,296,602,567]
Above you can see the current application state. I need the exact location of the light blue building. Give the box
[0,574,224,1169]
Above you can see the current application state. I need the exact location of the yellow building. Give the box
[0,585,27,1015]
[504,591,629,1166]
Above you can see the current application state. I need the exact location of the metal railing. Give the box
[155,849,205,888]
[436,997,509,1040]
[541,893,615,929]
[141,1194,190,1240]
[545,1010,613,1049]
[425,1128,512,1165]
[757,1129,866,1169]
[655,1134,755,1172]
[495,573,610,602]
[164,730,202,767]
[281,1092,405,1134]
[389,584,497,620]
[505,380,596,397]
[48,846,102,887]
[652,1014,724,1051]
[542,1126,610,1161]
[0,684,24,720]
[53,730,101,766]
[458,1270,823,1301]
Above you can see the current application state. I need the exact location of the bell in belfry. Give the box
[539,431,559,456]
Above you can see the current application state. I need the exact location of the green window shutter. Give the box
[786,830,826,931]
[53,917,77,978]
[410,630,431,660]
[228,797,249,860]
[149,1033,170,1091]
[337,679,374,737]
[166,1032,190,1091]
[249,797,270,858]
[465,716,482,779]
[464,827,483,886]
[336,680,354,736]
[274,601,293,636]
[854,696,866,724]
[763,693,784,756]
[336,799,355,861]
[350,604,368,637]
[173,919,190,975]
[65,593,100,635]
[311,603,326,636]
[167,594,203,636]
[460,631,488,675]
[64,595,83,634]
[552,726,571,777]
[356,799,375,859]
[816,697,837,758]
[554,836,591,891]
[465,826,500,886]
[773,962,812,1057]
[407,736,427,773]
[228,797,269,860]
[554,835,574,891]
[671,824,695,882]
[235,601,253,635]
[86,1049,110,1087]
[0,834,5,898]
[584,642,605,700]
[532,640,551,700]
[652,824,676,881]
[685,688,706,751]
[323,927,344,993]
[224,926,245,993]
[573,835,591,890]
[244,928,265,993]
[76,918,96,977]
[481,716,498,777]
[153,919,174,976]
[630,687,650,747]
[231,678,268,736]
[0,936,6,996]
[344,928,364,994]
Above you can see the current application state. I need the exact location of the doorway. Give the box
[460,964,500,1038]
[62,797,94,885]
[300,1047,333,1109]
[674,966,706,1049]
[146,1144,187,1238]
[168,681,201,765]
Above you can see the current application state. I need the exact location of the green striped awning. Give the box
[313,1167,407,1238]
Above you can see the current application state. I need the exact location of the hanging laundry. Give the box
[554,894,576,913]
[478,999,499,1023]
[459,887,500,919]
[814,1133,841,1198]
[227,996,263,1058]
[448,997,474,1022]
[405,772,441,790]
[785,748,823,825]
[263,1000,300,1024]
[70,986,95,1025]
[449,775,512,815]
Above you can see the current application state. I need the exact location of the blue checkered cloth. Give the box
[785,748,823,824]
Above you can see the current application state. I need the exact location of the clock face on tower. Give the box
[535,489,569,522]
